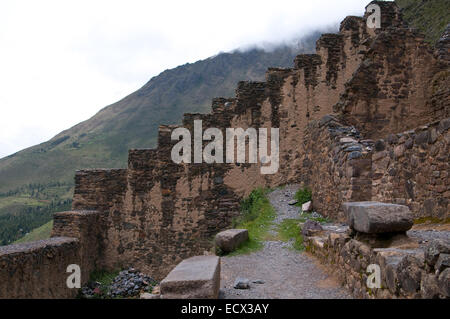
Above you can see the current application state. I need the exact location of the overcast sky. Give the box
[0,0,368,159]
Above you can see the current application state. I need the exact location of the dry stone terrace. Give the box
[0,1,448,298]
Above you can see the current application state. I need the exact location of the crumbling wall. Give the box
[372,118,450,220]
[1,1,449,297]
[299,116,373,221]
[0,238,80,298]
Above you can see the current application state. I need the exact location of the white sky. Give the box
[0,0,367,158]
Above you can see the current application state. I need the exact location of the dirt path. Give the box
[220,185,351,299]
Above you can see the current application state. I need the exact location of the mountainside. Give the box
[396,0,449,44]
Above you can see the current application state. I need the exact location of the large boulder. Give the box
[160,255,220,299]
[215,229,248,253]
[342,202,413,234]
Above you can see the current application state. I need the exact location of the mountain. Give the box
[396,0,449,44]
[0,32,320,244]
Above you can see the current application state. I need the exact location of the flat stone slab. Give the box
[160,255,220,299]
[215,229,248,253]
[343,201,413,234]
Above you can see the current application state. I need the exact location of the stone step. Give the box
[160,255,220,299]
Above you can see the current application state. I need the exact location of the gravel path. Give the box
[220,185,352,299]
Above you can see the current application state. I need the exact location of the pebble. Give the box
[233,278,250,289]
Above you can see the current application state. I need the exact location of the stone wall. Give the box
[372,118,450,220]
[299,115,373,221]
[1,1,449,297]
[305,230,449,299]
[0,237,80,298]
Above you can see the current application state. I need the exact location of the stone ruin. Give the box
[0,1,448,298]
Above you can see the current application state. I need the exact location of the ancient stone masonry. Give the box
[305,202,449,299]
[0,1,449,298]
[0,238,80,298]
[371,119,450,220]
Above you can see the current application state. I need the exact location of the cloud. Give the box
[0,0,367,158]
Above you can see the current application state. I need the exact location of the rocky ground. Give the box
[80,268,158,299]
[220,184,352,299]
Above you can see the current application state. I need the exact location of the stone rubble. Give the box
[80,268,158,299]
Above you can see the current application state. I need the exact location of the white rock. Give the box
[302,201,312,212]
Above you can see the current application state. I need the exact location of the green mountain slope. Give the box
[396,0,450,44]
[13,220,53,244]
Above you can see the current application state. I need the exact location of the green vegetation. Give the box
[300,212,330,224]
[84,269,120,298]
[294,187,312,207]
[13,220,53,244]
[0,196,71,245]
[396,0,450,44]
[229,188,276,255]
[276,219,305,251]
[414,216,450,225]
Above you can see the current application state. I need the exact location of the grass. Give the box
[276,219,305,251]
[84,269,120,298]
[13,220,53,244]
[396,0,450,44]
[228,188,276,255]
[293,187,312,208]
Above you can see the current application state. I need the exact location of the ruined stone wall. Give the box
[305,232,449,299]
[372,118,450,220]
[52,210,106,281]
[66,1,450,279]
[0,237,80,298]
[2,1,449,297]
[299,116,373,221]
[336,23,446,139]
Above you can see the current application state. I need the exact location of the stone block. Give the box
[160,255,221,299]
[215,229,248,253]
[343,202,413,234]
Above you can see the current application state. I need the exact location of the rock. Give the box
[420,274,440,299]
[288,199,298,205]
[425,239,450,267]
[140,292,160,299]
[80,267,158,299]
[342,202,413,234]
[340,137,357,143]
[302,201,312,212]
[348,151,362,159]
[215,229,249,253]
[438,268,450,297]
[160,255,221,299]
[152,285,160,294]
[397,256,423,294]
[311,212,323,219]
[252,279,265,284]
[374,139,386,151]
[435,253,450,273]
[301,220,323,237]
[233,278,250,289]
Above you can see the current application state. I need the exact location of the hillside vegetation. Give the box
[396,0,449,44]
